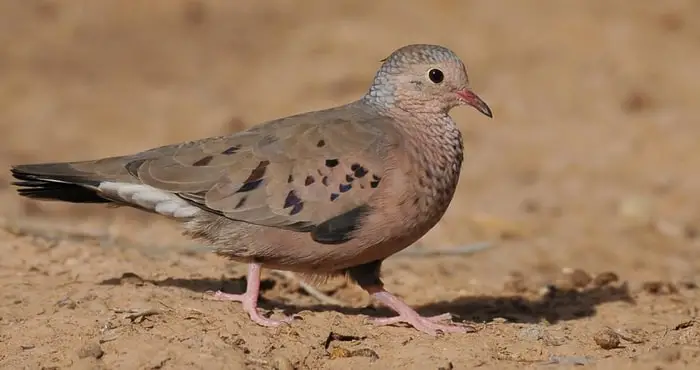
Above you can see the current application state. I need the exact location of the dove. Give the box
[10,44,492,335]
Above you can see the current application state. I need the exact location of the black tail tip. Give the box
[9,165,109,203]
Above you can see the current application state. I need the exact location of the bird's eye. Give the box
[428,69,444,83]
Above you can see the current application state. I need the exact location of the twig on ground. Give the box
[271,270,348,307]
[114,308,162,323]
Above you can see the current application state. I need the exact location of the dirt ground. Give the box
[1,0,700,369]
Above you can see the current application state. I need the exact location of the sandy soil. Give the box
[1,1,700,369]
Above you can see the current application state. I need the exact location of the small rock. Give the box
[555,268,592,290]
[119,272,145,286]
[77,342,104,359]
[437,361,454,370]
[642,281,677,295]
[592,272,619,287]
[678,279,698,290]
[518,326,544,341]
[568,269,592,288]
[553,278,575,291]
[593,328,620,350]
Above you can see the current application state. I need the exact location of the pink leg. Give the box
[209,263,291,327]
[368,288,476,336]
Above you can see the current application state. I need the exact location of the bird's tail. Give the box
[10,162,112,203]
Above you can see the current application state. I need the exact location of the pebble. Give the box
[642,281,678,295]
[77,342,104,359]
[592,272,619,287]
[593,328,620,350]
[568,268,592,288]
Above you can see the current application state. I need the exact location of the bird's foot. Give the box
[370,311,475,335]
[210,290,292,327]
[368,288,476,336]
[208,263,292,327]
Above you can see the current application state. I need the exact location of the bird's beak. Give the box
[456,89,493,118]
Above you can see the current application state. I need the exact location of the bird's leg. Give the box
[210,262,292,327]
[347,260,475,336]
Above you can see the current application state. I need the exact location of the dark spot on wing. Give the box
[339,183,352,193]
[330,193,339,201]
[192,155,213,167]
[222,145,241,155]
[311,204,371,244]
[322,176,329,186]
[287,174,294,183]
[283,190,304,215]
[351,164,360,171]
[237,179,263,193]
[305,175,315,186]
[236,160,269,193]
[345,174,353,183]
[290,202,303,215]
[370,174,381,189]
[354,166,368,178]
[284,190,301,208]
[235,196,248,209]
[317,139,326,147]
[325,159,339,168]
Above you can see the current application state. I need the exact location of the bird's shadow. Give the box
[100,273,633,324]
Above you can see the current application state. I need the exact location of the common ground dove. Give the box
[11,44,492,335]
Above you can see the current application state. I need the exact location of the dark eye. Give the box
[428,69,444,83]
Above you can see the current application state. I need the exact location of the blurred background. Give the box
[2,1,700,368]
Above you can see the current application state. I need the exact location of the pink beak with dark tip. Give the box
[456,89,493,118]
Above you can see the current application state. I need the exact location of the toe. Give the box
[210,290,245,302]
[426,313,453,322]
[249,312,291,327]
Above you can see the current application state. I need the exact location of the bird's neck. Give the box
[399,113,465,217]
[360,98,465,208]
